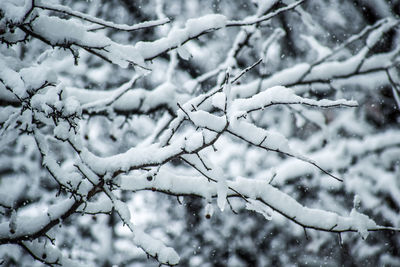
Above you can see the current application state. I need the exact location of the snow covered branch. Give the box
[35,2,171,32]
[119,169,400,236]
[1,0,400,266]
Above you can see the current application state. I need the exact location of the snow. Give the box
[216,169,227,211]
[20,66,57,92]
[119,167,381,234]
[232,38,399,99]
[53,121,71,140]
[204,203,214,218]
[1,0,399,265]
[346,130,400,155]
[232,86,357,114]
[114,200,131,222]
[0,177,25,209]
[185,131,204,152]
[31,15,145,68]
[253,0,278,16]
[78,197,113,214]
[186,110,227,132]
[0,199,75,240]
[0,60,25,98]
[133,229,180,265]
[0,108,21,149]
[63,96,81,116]
[212,92,225,110]
[246,199,273,220]
[80,142,183,175]
[303,52,366,82]
[135,14,227,59]
[260,28,285,69]
[120,168,214,198]
[359,48,400,72]
[263,131,400,185]
[177,45,192,60]
[323,6,346,27]
[140,83,177,111]
[232,64,310,98]
[37,1,170,32]
[349,208,376,239]
[300,35,331,60]
[67,82,182,114]
[234,177,376,232]
[0,0,33,23]
[366,18,397,48]
[47,199,75,220]
[22,239,85,267]
[228,119,290,152]
[297,6,325,35]
[32,16,90,45]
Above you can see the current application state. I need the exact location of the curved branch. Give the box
[226,0,306,27]
[119,169,400,234]
[35,2,170,32]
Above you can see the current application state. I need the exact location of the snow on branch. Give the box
[0,199,76,244]
[231,86,358,116]
[119,168,400,236]
[20,240,84,267]
[232,18,400,99]
[261,129,400,187]
[102,186,180,265]
[1,0,400,265]
[67,82,181,117]
[35,1,170,32]
[296,17,400,82]
[226,119,343,182]
[19,15,147,68]
[226,0,305,27]
[135,14,227,60]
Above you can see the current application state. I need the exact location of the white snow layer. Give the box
[119,169,379,234]
[135,14,227,59]
[232,86,357,114]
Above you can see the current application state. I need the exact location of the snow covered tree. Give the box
[0,0,399,266]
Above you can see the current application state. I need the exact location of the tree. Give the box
[1,0,399,266]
